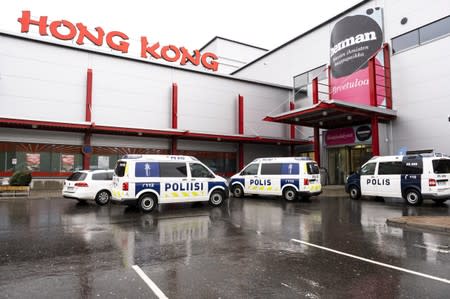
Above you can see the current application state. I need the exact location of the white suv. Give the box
[63,170,114,205]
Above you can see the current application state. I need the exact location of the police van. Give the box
[345,153,450,205]
[230,157,321,201]
[111,155,229,212]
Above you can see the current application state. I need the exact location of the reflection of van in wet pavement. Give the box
[230,157,321,201]
[111,155,229,213]
[346,153,450,206]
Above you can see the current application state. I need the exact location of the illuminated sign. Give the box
[17,10,219,71]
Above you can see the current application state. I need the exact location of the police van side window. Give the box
[378,162,402,175]
[360,163,376,175]
[159,162,187,177]
[241,164,258,175]
[260,163,282,175]
[190,163,215,178]
[402,158,423,175]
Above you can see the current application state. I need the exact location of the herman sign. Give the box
[17,10,219,71]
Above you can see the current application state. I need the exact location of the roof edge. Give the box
[199,36,269,52]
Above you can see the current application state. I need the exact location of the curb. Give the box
[387,217,450,235]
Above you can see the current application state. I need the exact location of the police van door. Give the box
[159,162,189,203]
[189,162,214,201]
[240,163,261,194]
[360,162,378,196]
[377,161,402,197]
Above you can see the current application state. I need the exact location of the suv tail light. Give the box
[304,178,309,186]
[429,179,437,187]
[75,182,88,187]
[122,182,129,191]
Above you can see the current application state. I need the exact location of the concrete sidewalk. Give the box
[387,216,450,234]
[0,189,62,200]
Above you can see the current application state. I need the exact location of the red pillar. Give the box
[371,117,380,156]
[171,137,177,155]
[83,133,91,170]
[368,58,377,107]
[314,127,320,167]
[383,44,393,109]
[289,102,295,139]
[238,143,244,170]
[172,83,178,129]
[83,69,93,170]
[312,77,319,104]
[238,95,244,135]
[85,69,93,122]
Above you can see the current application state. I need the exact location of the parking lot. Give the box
[0,195,449,298]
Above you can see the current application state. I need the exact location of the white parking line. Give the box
[291,239,450,285]
[132,265,168,299]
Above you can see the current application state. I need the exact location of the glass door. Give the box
[328,147,349,185]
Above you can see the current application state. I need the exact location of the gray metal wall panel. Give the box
[91,134,169,149]
[243,144,290,165]
[177,140,237,152]
[0,128,84,145]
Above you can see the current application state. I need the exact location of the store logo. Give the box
[356,125,372,141]
[17,11,219,71]
[330,31,377,57]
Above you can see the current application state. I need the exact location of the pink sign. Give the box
[325,127,355,146]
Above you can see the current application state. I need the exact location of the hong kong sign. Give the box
[17,11,219,71]
[329,7,385,106]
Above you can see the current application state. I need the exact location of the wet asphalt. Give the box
[0,195,449,299]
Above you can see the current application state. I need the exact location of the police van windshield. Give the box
[306,162,320,174]
[114,161,127,177]
[433,159,450,174]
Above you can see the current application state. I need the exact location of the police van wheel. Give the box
[404,189,423,206]
[349,186,361,200]
[95,190,111,206]
[283,187,297,202]
[232,185,244,198]
[139,194,157,213]
[209,190,225,207]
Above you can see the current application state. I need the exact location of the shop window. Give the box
[159,162,187,177]
[378,162,402,175]
[392,30,419,53]
[261,163,283,175]
[419,16,450,43]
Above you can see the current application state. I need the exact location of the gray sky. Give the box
[2,0,363,51]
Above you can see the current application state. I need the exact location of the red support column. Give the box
[238,95,244,135]
[290,102,295,139]
[86,69,93,122]
[327,66,331,99]
[371,117,380,156]
[313,127,320,167]
[383,44,393,109]
[171,137,177,155]
[238,143,244,170]
[312,77,319,104]
[368,58,377,107]
[83,133,91,170]
[172,83,178,129]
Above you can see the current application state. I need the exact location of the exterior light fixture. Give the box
[138,132,143,136]
[322,111,328,116]
[31,124,38,129]
[319,121,324,126]
[217,137,221,141]
[347,115,352,120]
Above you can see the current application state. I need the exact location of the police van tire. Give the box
[232,185,244,198]
[404,189,423,206]
[283,187,297,202]
[209,190,225,207]
[95,190,111,206]
[349,186,361,200]
[139,194,157,213]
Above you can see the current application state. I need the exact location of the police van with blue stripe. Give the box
[345,153,450,205]
[230,157,322,201]
[111,155,228,212]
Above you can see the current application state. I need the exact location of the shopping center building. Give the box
[1,0,449,185]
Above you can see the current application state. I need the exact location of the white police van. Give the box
[230,157,322,201]
[111,155,229,212]
[345,153,450,205]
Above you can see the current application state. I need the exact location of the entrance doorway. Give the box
[328,145,372,185]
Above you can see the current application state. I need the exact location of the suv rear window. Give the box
[67,172,87,181]
[433,159,450,174]
[115,161,127,177]
[306,162,319,174]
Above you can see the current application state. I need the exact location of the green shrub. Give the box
[9,171,32,186]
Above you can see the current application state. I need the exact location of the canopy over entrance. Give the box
[264,99,397,129]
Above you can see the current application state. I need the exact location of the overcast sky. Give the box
[2,0,363,51]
